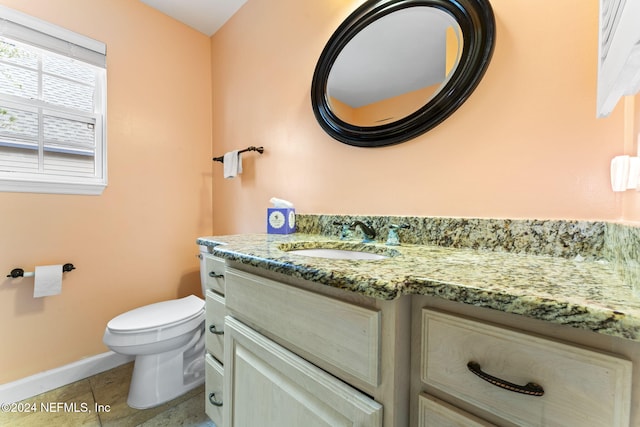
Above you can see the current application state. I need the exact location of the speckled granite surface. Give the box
[296,215,608,259]
[197,216,640,342]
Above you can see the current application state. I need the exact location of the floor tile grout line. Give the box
[88,376,103,427]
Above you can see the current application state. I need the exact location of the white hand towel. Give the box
[223,150,243,179]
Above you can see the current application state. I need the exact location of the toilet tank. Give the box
[198,245,211,296]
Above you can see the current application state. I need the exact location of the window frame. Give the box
[0,6,107,195]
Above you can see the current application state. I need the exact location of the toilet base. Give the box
[127,328,205,409]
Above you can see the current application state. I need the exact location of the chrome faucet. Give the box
[350,221,376,242]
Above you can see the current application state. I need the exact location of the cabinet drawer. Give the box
[421,309,632,427]
[225,268,381,387]
[206,290,225,362]
[203,255,225,294]
[418,393,494,427]
[205,354,224,427]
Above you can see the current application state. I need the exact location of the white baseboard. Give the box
[0,352,134,403]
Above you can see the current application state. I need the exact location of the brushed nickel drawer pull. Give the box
[209,271,224,278]
[467,361,545,396]
[208,392,223,407]
[209,324,224,335]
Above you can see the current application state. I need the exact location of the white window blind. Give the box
[0,5,106,195]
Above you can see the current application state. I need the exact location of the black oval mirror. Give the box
[311,0,496,147]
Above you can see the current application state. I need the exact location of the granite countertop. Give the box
[197,233,640,342]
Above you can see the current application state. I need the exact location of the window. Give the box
[0,6,107,195]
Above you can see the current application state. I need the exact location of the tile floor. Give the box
[0,362,215,427]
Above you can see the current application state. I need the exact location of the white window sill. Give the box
[0,177,106,195]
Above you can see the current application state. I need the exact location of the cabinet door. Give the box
[223,316,382,427]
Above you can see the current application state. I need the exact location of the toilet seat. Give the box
[103,295,205,349]
[107,295,204,333]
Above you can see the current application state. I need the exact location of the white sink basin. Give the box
[286,248,389,260]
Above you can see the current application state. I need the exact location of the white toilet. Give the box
[103,293,206,409]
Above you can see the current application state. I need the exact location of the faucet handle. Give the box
[389,223,410,230]
[386,224,410,246]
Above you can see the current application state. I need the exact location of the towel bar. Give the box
[213,146,264,163]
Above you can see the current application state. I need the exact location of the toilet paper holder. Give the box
[6,263,75,278]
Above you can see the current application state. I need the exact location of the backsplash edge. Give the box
[296,214,610,260]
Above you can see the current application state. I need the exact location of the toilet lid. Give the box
[107,295,204,332]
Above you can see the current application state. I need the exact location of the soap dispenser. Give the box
[386,224,409,246]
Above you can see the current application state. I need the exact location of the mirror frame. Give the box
[311,0,496,147]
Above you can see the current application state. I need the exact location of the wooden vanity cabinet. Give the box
[411,297,635,427]
[221,264,411,427]
[200,254,637,427]
[201,253,227,427]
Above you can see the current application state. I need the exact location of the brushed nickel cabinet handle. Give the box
[467,361,544,396]
[209,392,223,407]
[209,271,224,278]
[209,324,224,335]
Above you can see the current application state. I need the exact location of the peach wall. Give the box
[622,94,640,223]
[0,0,213,383]
[211,0,635,235]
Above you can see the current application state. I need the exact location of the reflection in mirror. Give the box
[311,0,495,147]
[327,7,462,127]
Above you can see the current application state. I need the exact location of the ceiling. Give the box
[139,1,460,112]
[139,0,247,36]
